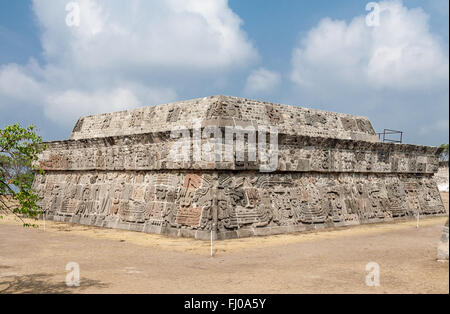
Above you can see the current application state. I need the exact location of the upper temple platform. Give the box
[70,95,380,142]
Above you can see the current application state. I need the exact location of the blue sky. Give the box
[0,0,448,145]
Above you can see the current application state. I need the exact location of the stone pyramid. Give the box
[33,96,446,240]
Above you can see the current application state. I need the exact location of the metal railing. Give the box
[377,129,403,143]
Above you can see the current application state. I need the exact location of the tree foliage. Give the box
[440,144,449,162]
[0,124,45,226]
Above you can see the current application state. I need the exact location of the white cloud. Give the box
[0,64,42,104]
[0,0,258,125]
[44,86,176,124]
[34,0,257,70]
[244,68,281,95]
[291,0,449,92]
[288,0,449,146]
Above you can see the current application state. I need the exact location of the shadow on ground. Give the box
[0,273,109,294]
[0,266,12,270]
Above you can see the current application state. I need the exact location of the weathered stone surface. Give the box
[434,163,449,192]
[38,134,440,174]
[70,95,379,142]
[34,96,446,240]
[34,171,445,240]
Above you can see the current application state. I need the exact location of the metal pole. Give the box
[210,223,214,257]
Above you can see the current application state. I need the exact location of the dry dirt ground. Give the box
[0,210,448,294]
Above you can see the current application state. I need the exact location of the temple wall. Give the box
[34,96,446,240]
[37,134,440,174]
[434,164,449,192]
[34,170,446,240]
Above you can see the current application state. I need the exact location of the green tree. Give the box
[440,144,449,162]
[0,124,45,226]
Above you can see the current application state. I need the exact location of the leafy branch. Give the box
[0,124,46,227]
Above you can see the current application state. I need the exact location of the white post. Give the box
[416,212,420,229]
[210,223,214,257]
[43,212,46,232]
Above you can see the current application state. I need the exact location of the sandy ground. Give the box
[0,212,448,294]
